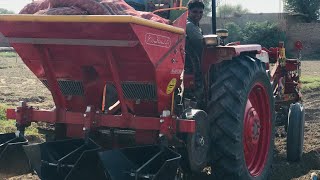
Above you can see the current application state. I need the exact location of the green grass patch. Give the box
[0,104,41,136]
[0,51,17,58]
[0,104,7,121]
[301,76,320,92]
[0,104,16,133]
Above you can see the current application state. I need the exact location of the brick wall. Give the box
[286,23,320,59]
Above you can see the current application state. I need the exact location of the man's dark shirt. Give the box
[186,17,203,59]
[185,17,203,74]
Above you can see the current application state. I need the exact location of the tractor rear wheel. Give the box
[208,55,275,179]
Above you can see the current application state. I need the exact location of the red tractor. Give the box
[0,0,304,179]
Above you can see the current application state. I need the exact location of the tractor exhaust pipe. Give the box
[212,0,216,34]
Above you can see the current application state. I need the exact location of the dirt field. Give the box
[0,55,320,180]
[270,61,320,180]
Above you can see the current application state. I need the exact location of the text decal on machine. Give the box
[145,33,171,48]
[166,78,177,94]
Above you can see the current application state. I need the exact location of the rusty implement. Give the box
[0,133,31,176]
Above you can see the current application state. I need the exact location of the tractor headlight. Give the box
[217,29,229,39]
[203,34,219,47]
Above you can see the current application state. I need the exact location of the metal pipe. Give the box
[36,45,66,109]
[106,48,129,115]
[211,0,216,34]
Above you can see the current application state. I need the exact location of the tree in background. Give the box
[217,4,249,17]
[0,8,14,14]
[284,0,320,22]
[224,22,243,43]
[221,21,281,48]
[242,21,281,48]
[202,0,212,16]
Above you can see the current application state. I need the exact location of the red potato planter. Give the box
[0,0,304,179]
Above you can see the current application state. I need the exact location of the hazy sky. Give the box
[0,0,284,13]
[226,0,284,13]
[0,0,31,13]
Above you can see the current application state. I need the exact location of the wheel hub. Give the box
[187,110,209,172]
[243,82,272,177]
[246,108,261,144]
[190,130,209,167]
[196,135,205,147]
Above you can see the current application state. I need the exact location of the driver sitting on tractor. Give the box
[185,0,205,103]
[186,0,204,64]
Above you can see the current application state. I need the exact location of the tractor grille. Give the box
[107,82,157,100]
[41,80,84,96]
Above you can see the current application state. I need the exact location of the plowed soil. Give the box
[0,56,319,180]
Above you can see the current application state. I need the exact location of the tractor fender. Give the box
[202,44,262,73]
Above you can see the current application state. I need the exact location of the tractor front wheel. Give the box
[287,102,305,162]
[208,55,275,179]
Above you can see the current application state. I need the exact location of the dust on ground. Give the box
[0,56,320,180]
[0,55,53,109]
